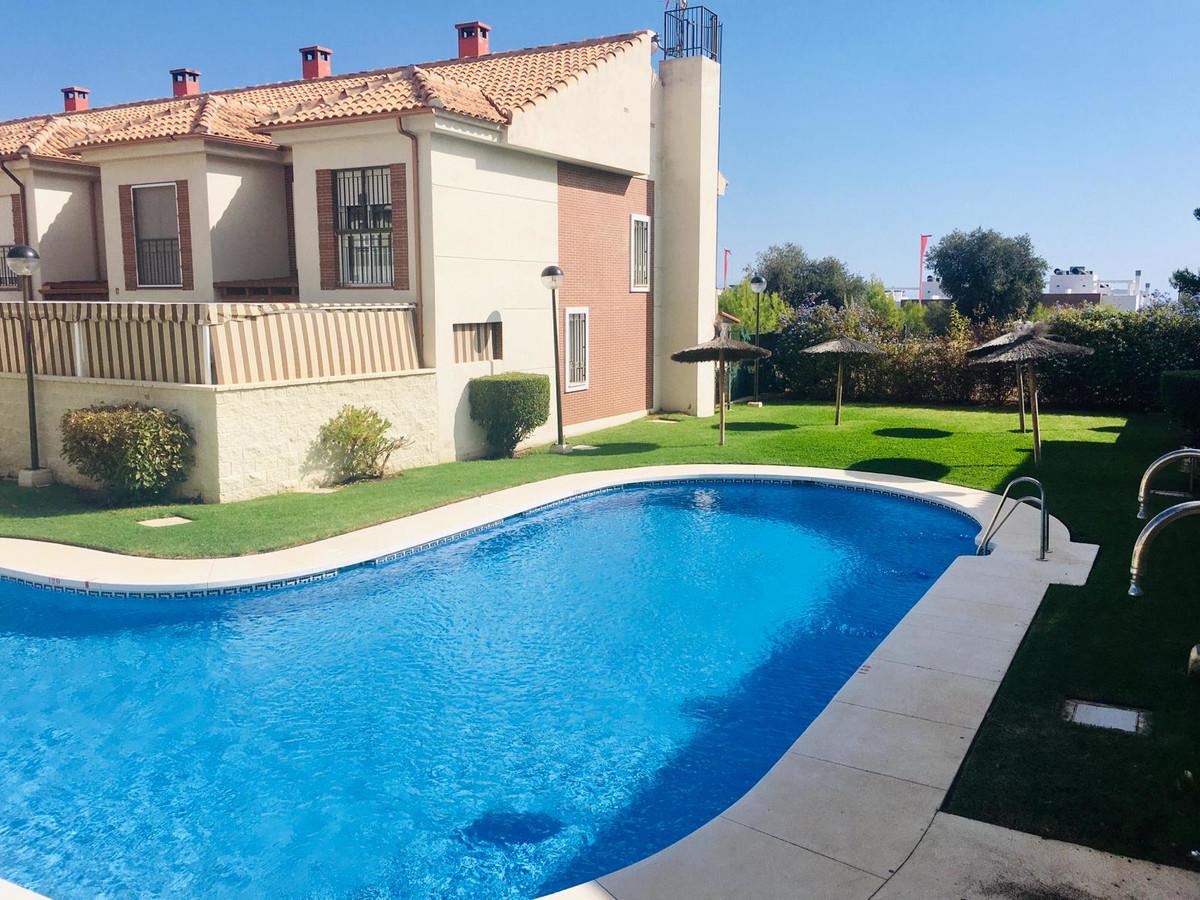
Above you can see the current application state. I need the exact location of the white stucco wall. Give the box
[31,168,101,283]
[281,119,418,304]
[425,131,561,459]
[655,55,721,416]
[0,192,16,245]
[0,370,440,503]
[87,143,213,301]
[504,34,655,176]
[206,153,290,282]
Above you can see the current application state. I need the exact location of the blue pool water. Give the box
[0,480,975,899]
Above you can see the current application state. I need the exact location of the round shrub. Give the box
[468,373,550,458]
[317,405,412,484]
[1161,371,1200,437]
[60,404,194,501]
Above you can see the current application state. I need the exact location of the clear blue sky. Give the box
[2,1,1196,292]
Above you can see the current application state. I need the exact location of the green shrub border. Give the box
[468,373,550,458]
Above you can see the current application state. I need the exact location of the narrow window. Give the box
[565,308,589,391]
[453,322,503,363]
[333,166,393,286]
[132,183,182,287]
[630,214,651,292]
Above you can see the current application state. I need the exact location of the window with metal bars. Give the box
[333,167,393,286]
[132,183,182,287]
[565,308,588,391]
[630,215,651,292]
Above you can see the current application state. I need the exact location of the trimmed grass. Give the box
[1,400,1198,868]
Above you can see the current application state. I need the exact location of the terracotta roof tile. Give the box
[0,31,651,162]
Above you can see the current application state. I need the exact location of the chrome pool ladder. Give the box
[1135,447,1199,519]
[976,476,1048,561]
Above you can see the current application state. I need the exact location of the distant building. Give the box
[887,275,948,304]
[1043,267,1145,311]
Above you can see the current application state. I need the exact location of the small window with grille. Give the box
[565,308,588,391]
[453,322,503,363]
[333,167,393,286]
[630,214,651,292]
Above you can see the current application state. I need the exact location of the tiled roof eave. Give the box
[70,133,282,156]
[251,107,439,135]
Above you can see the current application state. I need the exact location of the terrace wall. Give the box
[0,370,439,503]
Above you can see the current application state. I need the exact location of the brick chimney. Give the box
[300,46,332,79]
[456,21,491,58]
[61,86,90,112]
[170,68,201,97]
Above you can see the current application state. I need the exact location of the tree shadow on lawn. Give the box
[571,442,659,457]
[1091,425,1124,434]
[709,421,798,432]
[847,457,953,481]
[874,427,952,440]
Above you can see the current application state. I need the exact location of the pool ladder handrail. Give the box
[976,476,1048,561]
[1136,447,1199,519]
[1128,500,1200,597]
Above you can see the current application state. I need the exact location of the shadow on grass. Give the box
[847,458,953,481]
[572,442,659,457]
[1091,425,1124,434]
[874,427,953,440]
[710,422,798,433]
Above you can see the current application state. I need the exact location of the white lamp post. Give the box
[748,274,767,407]
[540,265,571,454]
[5,245,52,487]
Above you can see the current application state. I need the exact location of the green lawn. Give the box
[1,400,1198,868]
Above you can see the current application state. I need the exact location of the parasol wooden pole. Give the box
[1028,365,1042,466]
[835,356,844,426]
[718,352,727,446]
[1016,364,1027,434]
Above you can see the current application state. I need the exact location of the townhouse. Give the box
[0,10,723,500]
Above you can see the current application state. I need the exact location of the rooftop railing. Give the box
[663,4,722,63]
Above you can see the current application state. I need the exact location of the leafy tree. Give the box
[926,228,1047,322]
[750,242,870,309]
[718,279,788,337]
[1169,207,1200,298]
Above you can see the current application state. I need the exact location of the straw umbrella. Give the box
[968,326,1031,433]
[800,337,883,425]
[968,322,1093,465]
[671,323,771,446]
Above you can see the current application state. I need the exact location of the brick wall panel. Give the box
[175,180,193,291]
[11,191,26,246]
[316,169,337,290]
[557,163,654,427]
[118,185,136,291]
[390,163,410,291]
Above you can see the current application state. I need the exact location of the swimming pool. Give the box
[0,479,976,899]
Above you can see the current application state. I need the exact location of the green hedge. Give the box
[60,404,194,501]
[775,303,1200,413]
[1161,371,1200,435]
[468,372,550,458]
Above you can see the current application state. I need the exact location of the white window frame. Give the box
[131,181,183,288]
[630,214,651,293]
[564,307,589,392]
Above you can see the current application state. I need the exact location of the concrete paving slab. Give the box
[790,702,973,790]
[873,813,1200,900]
[723,754,942,879]
[597,816,884,900]
[834,658,997,729]
[871,620,1017,681]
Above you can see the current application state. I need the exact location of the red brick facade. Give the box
[118,180,193,291]
[556,162,654,426]
[316,164,409,291]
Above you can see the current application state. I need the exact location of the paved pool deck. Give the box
[1,465,1196,898]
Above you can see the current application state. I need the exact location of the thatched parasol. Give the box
[671,323,771,445]
[800,337,884,425]
[969,322,1093,465]
[968,325,1032,433]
